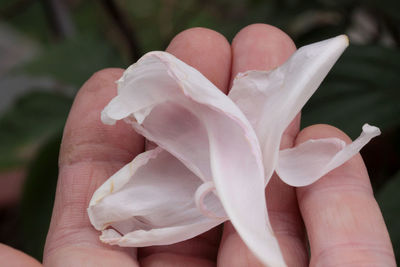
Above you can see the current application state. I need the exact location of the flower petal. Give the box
[88,147,225,246]
[99,51,286,266]
[229,35,349,182]
[276,124,381,186]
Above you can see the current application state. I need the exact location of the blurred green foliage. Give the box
[0,92,71,171]
[0,0,399,262]
[23,37,124,86]
[20,133,61,261]
[378,171,400,261]
[302,44,400,138]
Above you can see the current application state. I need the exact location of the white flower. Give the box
[87,35,380,267]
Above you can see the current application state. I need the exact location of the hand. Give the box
[6,24,395,267]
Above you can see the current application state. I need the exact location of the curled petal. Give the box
[97,52,285,266]
[194,181,227,220]
[88,147,225,246]
[277,124,381,186]
[229,35,349,183]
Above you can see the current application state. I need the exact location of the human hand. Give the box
[7,24,395,267]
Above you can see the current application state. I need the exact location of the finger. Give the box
[165,27,231,93]
[296,124,396,266]
[0,244,42,267]
[218,24,308,267]
[44,69,143,266]
[138,27,231,267]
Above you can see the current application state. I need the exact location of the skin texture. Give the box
[0,244,41,267]
[3,24,395,267]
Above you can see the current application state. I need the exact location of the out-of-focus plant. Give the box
[0,0,398,262]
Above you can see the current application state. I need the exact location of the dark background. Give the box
[0,0,399,263]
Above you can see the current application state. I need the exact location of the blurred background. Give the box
[0,0,399,263]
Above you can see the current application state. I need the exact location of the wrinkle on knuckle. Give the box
[46,226,88,257]
[59,140,132,167]
[312,242,396,267]
[297,174,374,204]
[268,210,305,239]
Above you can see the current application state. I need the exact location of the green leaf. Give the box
[377,171,400,263]
[0,1,50,43]
[20,132,61,261]
[302,45,400,138]
[22,36,125,87]
[185,11,218,29]
[0,91,72,171]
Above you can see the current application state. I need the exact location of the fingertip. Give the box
[232,24,295,48]
[295,124,369,193]
[87,68,125,83]
[295,124,352,145]
[82,68,124,93]
[166,27,231,92]
[167,27,230,51]
[77,68,125,115]
[231,24,296,78]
